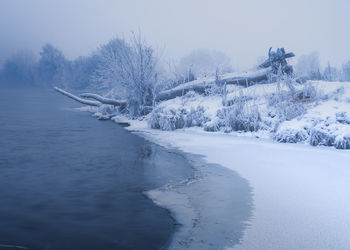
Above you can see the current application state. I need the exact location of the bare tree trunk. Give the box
[156,69,270,102]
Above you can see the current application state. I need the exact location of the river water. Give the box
[0,88,193,250]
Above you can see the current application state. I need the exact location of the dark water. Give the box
[0,88,193,250]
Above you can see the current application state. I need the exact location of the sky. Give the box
[0,0,349,70]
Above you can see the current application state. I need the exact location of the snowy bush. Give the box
[218,104,261,132]
[309,128,335,147]
[203,118,221,132]
[148,106,209,131]
[267,85,316,122]
[148,107,185,130]
[185,106,209,127]
[308,119,350,149]
[274,128,308,143]
[268,94,306,122]
[279,101,306,121]
[334,136,350,149]
[267,81,322,124]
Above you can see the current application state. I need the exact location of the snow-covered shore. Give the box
[79,80,350,249]
[124,123,350,249]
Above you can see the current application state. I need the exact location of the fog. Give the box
[1,0,349,69]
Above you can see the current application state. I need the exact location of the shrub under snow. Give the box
[267,82,318,122]
[217,105,261,132]
[334,136,350,149]
[309,128,336,147]
[148,106,209,131]
[274,128,309,143]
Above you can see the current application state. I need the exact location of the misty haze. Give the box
[0,1,350,250]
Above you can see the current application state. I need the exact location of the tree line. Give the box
[1,33,350,115]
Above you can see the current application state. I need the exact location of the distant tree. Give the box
[0,50,37,86]
[37,44,69,87]
[342,61,350,81]
[323,62,340,81]
[93,33,160,116]
[295,52,322,80]
[177,49,232,79]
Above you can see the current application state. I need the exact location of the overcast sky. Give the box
[1,0,349,69]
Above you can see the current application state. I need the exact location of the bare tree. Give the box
[342,61,350,81]
[93,32,159,116]
[323,62,340,81]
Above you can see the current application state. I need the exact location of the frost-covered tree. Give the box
[294,52,322,80]
[323,62,340,81]
[177,49,232,79]
[0,50,37,86]
[93,33,160,116]
[342,61,350,81]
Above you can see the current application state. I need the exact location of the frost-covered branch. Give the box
[54,87,101,106]
[79,93,126,108]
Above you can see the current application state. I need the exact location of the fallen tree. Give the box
[156,47,294,102]
[54,87,102,107]
[80,93,127,108]
[156,68,270,101]
[54,87,126,109]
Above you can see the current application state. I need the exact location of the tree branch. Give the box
[79,93,126,108]
[54,87,101,106]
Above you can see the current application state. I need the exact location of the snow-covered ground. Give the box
[123,123,350,249]
[84,80,350,249]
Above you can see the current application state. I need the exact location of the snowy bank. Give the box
[148,80,350,150]
[123,123,350,249]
